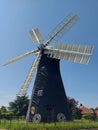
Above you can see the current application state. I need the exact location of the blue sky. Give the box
[0,0,98,108]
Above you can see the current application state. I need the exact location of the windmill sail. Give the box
[3,49,39,66]
[44,13,79,46]
[17,53,41,96]
[44,44,93,64]
[29,28,44,44]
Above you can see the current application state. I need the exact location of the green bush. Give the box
[1,112,14,119]
[82,114,93,120]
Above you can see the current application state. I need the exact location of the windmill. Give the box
[4,13,93,123]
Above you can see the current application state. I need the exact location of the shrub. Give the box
[82,114,93,120]
[1,112,14,119]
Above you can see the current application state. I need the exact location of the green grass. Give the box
[0,119,98,130]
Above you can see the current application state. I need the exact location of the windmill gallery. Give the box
[4,14,93,123]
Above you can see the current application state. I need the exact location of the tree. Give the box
[0,106,7,113]
[90,108,97,120]
[8,95,29,117]
[72,107,82,119]
[68,97,81,119]
[68,98,78,112]
[0,106,14,119]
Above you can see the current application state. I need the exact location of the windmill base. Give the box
[26,54,71,123]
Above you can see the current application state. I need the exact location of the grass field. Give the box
[0,119,98,130]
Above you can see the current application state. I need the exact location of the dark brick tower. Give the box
[26,53,71,122]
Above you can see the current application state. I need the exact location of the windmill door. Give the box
[44,105,55,122]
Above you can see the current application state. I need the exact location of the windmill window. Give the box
[37,90,43,96]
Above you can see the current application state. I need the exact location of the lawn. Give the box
[0,119,98,130]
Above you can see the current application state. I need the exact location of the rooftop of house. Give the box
[79,104,93,114]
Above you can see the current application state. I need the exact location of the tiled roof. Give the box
[79,105,93,114]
